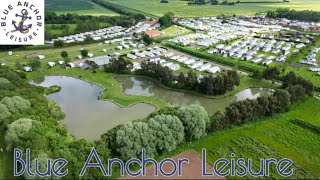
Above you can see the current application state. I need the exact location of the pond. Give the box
[30,76,157,140]
[115,76,273,115]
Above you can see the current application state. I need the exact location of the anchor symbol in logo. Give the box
[11,9,32,34]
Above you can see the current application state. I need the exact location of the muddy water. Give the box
[115,76,273,115]
[30,76,157,140]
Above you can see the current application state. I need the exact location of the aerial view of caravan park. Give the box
[0,0,320,179]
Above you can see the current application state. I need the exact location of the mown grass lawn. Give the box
[0,42,136,65]
[154,26,193,41]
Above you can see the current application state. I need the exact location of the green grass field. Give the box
[46,0,119,16]
[45,22,110,38]
[104,0,320,17]
[155,26,193,40]
[158,97,320,178]
[0,42,134,65]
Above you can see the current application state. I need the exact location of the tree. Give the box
[273,89,291,112]
[148,119,177,153]
[185,71,198,90]
[53,40,64,47]
[81,50,88,57]
[288,84,306,102]
[176,105,209,141]
[209,111,225,131]
[99,125,123,155]
[1,96,31,114]
[24,154,59,180]
[282,71,314,96]
[116,122,157,160]
[0,77,10,86]
[15,61,23,71]
[251,70,263,80]
[61,51,69,59]
[177,72,186,87]
[0,103,11,122]
[263,67,280,83]
[282,71,297,88]
[104,56,133,74]
[150,114,184,145]
[142,34,153,45]
[29,59,41,70]
[5,118,40,150]
[159,12,174,28]
[133,14,146,21]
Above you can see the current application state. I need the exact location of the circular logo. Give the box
[0,0,44,44]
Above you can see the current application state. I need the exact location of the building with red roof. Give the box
[145,30,161,37]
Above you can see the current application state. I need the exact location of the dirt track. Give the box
[121,149,225,179]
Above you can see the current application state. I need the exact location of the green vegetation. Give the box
[165,41,265,73]
[154,26,192,40]
[45,22,110,39]
[45,0,119,16]
[27,68,169,109]
[104,0,320,17]
[0,42,136,65]
[267,8,320,22]
[0,67,117,179]
[100,105,208,160]
[157,97,320,178]
[136,61,240,95]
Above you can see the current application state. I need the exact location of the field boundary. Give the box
[290,118,320,135]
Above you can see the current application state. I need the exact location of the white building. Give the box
[38,55,45,60]
[24,67,32,72]
[48,62,56,67]
[207,66,220,74]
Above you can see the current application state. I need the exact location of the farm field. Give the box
[46,0,119,16]
[263,0,320,11]
[104,0,320,17]
[157,97,320,179]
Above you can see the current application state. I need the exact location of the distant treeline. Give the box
[92,0,156,18]
[267,8,320,22]
[45,12,146,27]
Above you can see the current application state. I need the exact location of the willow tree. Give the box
[5,118,40,150]
[150,114,184,145]
[176,105,209,141]
[0,103,11,122]
[1,96,31,114]
[116,122,157,160]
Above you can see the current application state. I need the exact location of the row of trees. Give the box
[210,71,313,131]
[100,70,314,161]
[136,61,240,95]
[100,105,209,160]
[45,11,145,26]
[267,8,320,22]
